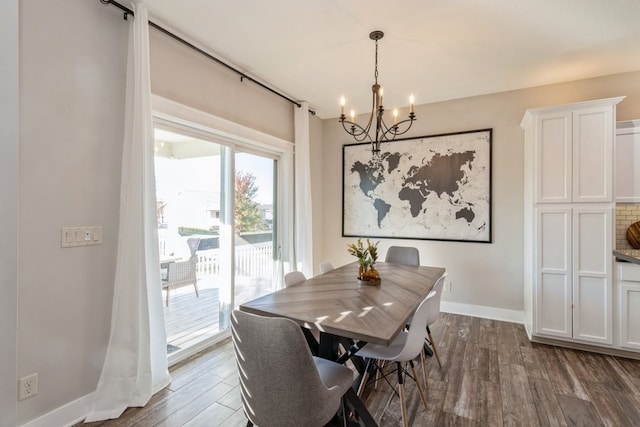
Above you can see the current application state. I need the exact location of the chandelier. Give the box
[339,30,416,156]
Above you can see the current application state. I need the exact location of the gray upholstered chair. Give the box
[284,270,306,287]
[284,270,323,354]
[385,245,420,266]
[355,276,446,427]
[231,310,353,427]
[319,262,335,274]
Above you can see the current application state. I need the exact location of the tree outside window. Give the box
[235,171,264,234]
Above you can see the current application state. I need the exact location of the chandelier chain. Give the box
[374,40,379,84]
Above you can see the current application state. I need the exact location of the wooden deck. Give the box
[164,286,220,352]
[163,274,275,352]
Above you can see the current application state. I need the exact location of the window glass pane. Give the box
[155,128,228,356]
[234,152,277,306]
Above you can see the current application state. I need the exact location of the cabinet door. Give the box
[572,207,612,344]
[572,107,614,202]
[536,112,572,203]
[615,122,640,203]
[535,208,572,338]
[619,283,640,350]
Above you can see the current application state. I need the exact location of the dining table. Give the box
[239,261,446,426]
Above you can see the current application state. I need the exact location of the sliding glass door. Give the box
[154,127,279,361]
[234,152,277,306]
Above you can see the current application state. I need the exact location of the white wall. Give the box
[0,0,19,424]
[149,28,295,143]
[320,71,640,317]
[18,0,127,424]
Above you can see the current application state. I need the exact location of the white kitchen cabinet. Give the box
[531,102,617,204]
[572,207,613,344]
[618,263,640,350]
[522,97,622,347]
[615,120,640,203]
[535,207,571,337]
[535,206,612,344]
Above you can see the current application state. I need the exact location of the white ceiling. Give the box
[144,0,640,119]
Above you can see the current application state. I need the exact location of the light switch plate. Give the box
[61,226,103,247]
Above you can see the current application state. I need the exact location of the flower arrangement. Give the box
[347,238,381,282]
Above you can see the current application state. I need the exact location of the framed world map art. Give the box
[342,129,492,243]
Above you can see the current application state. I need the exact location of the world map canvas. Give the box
[342,129,492,243]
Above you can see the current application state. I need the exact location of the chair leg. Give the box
[193,281,199,297]
[427,326,442,368]
[420,348,428,391]
[396,362,409,427]
[409,360,428,410]
[357,358,373,397]
[165,289,169,306]
[374,359,385,390]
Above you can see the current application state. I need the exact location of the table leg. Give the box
[319,332,340,359]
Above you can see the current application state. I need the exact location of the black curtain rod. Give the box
[99,0,315,115]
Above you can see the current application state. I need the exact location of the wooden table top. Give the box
[239,262,446,346]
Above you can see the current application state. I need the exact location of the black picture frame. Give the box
[342,129,492,243]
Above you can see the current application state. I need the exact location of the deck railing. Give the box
[196,242,274,279]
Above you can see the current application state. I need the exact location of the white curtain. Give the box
[294,102,314,277]
[85,2,170,421]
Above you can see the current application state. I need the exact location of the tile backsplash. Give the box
[616,203,640,249]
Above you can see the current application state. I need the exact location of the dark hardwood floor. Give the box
[81,313,640,426]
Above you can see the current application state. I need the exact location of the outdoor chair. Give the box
[162,237,200,306]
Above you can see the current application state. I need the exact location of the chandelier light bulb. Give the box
[393,108,398,124]
[350,110,355,120]
[340,96,346,115]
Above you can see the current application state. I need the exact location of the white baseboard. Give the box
[20,392,93,427]
[440,301,525,324]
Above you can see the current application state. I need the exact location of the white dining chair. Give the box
[423,272,447,368]
[405,272,447,387]
[319,262,335,273]
[355,281,442,427]
[284,270,306,287]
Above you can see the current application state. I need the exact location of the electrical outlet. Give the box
[18,373,38,400]
[444,280,452,292]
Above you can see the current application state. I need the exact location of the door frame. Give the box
[152,95,294,365]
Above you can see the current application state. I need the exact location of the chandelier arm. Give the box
[340,118,372,140]
[379,117,395,135]
[381,117,416,140]
[362,89,379,137]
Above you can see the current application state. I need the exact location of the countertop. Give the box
[613,249,640,265]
